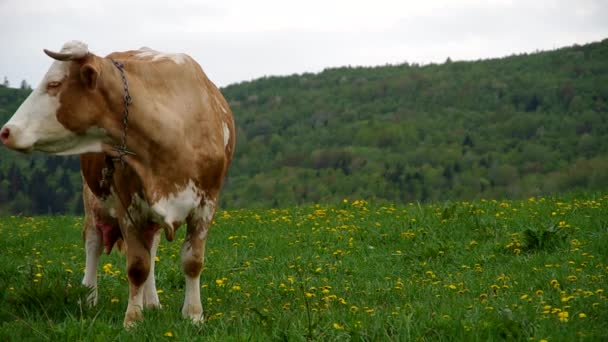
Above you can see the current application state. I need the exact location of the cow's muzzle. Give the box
[0,125,32,153]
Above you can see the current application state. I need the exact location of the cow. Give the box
[0,41,235,328]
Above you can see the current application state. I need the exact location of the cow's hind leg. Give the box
[181,199,215,323]
[143,230,161,309]
[82,188,103,306]
[82,220,102,305]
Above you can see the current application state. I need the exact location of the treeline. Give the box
[1,39,608,214]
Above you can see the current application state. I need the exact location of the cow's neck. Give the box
[99,59,195,204]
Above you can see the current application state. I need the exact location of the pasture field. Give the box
[0,195,607,341]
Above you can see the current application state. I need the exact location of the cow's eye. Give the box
[47,81,61,89]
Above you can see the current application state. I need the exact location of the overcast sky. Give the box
[1,0,607,88]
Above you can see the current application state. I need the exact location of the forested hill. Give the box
[1,39,608,214]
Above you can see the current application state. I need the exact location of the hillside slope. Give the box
[1,39,607,213]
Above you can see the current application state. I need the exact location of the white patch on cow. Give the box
[151,180,202,228]
[180,239,203,322]
[60,40,89,58]
[136,47,187,64]
[200,200,215,223]
[2,58,106,155]
[143,231,161,309]
[3,61,66,150]
[222,122,230,148]
[82,224,103,306]
[182,274,203,322]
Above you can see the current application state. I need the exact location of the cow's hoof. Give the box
[182,304,204,324]
[123,307,143,329]
[86,290,98,307]
[144,302,162,310]
[143,292,161,309]
[77,289,97,307]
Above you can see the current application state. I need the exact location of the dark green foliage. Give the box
[2,39,608,213]
[521,224,570,252]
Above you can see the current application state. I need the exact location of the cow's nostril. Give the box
[0,127,10,143]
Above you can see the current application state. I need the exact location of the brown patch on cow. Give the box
[143,222,160,249]
[127,255,149,287]
[182,260,202,278]
[56,56,115,134]
[81,153,113,198]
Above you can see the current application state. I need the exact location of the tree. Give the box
[20,80,31,90]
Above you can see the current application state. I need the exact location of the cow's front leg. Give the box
[143,230,161,309]
[82,217,103,306]
[181,200,215,323]
[123,229,151,329]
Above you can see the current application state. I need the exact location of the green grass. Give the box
[0,194,607,341]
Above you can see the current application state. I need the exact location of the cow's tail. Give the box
[163,224,175,242]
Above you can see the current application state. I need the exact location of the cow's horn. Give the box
[44,49,78,61]
[44,41,89,61]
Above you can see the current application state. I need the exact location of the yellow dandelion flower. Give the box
[561,295,574,303]
[111,297,119,303]
[332,323,344,330]
[164,331,174,337]
[154,256,160,262]
[35,273,42,278]
[350,305,359,312]
[536,290,544,296]
[558,311,569,322]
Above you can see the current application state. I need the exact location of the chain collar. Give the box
[100,60,135,189]
[110,59,136,167]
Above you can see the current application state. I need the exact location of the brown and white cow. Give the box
[0,41,235,328]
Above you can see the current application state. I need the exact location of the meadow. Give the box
[0,194,606,341]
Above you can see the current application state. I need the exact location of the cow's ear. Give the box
[80,64,99,91]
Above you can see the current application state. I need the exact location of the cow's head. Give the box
[0,41,109,155]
